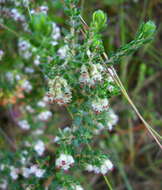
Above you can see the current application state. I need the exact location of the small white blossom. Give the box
[10,166,19,180]
[40,5,48,14]
[56,154,75,171]
[32,129,44,135]
[94,122,105,135]
[18,120,30,130]
[15,74,21,81]
[29,165,45,178]
[106,109,118,131]
[100,159,114,174]
[107,85,114,92]
[21,80,32,93]
[24,67,34,73]
[37,101,46,107]
[48,76,72,105]
[34,55,41,65]
[20,156,26,165]
[18,38,32,59]
[79,64,103,87]
[0,50,4,60]
[37,110,52,121]
[6,72,14,82]
[0,180,7,189]
[34,168,45,178]
[85,164,94,172]
[22,167,31,178]
[85,159,113,175]
[72,185,84,190]
[34,140,45,156]
[53,136,60,143]
[58,45,69,59]
[59,185,84,190]
[25,105,34,113]
[92,98,109,113]
[10,8,25,22]
[29,165,38,174]
[0,164,5,171]
[18,38,30,51]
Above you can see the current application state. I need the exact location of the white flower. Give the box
[25,105,34,113]
[55,154,75,171]
[20,156,26,164]
[58,45,69,59]
[0,180,7,189]
[72,185,84,190]
[93,166,100,174]
[40,5,48,14]
[34,55,41,65]
[106,109,118,131]
[32,129,44,135]
[53,136,60,143]
[0,50,4,60]
[6,72,14,82]
[18,38,32,59]
[79,64,103,87]
[18,38,30,51]
[107,85,114,92]
[59,185,84,190]
[50,23,61,46]
[37,101,46,107]
[22,0,30,7]
[10,166,19,180]
[22,167,31,178]
[10,8,25,22]
[63,127,71,132]
[100,159,114,174]
[0,164,5,171]
[51,22,61,40]
[24,67,34,73]
[34,168,45,178]
[92,98,109,113]
[48,76,72,105]
[37,110,52,121]
[21,80,32,93]
[94,122,105,135]
[15,74,21,81]
[29,165,45,178]
[29,165,38,174]
[107,75,114,83]
[85,159,113,175]
[34,140,45,156]
[18,120,30,130]
[85,164,94,172]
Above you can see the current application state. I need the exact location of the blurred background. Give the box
[80,0,162,189]
[0,0,162,189]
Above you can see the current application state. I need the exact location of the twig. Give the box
[79,16,162,149]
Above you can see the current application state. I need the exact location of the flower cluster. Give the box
[56,154,75,171]
[92,98,109,113]
[48,76,72,105]
[85,158,114,175]
[79,64,104,87]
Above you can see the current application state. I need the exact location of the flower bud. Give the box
[143,21,156,37]
[92,10,107,31]
[30,13,52,36]
[139,21,156,39]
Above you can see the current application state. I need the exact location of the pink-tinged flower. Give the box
[55,154,75,171]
